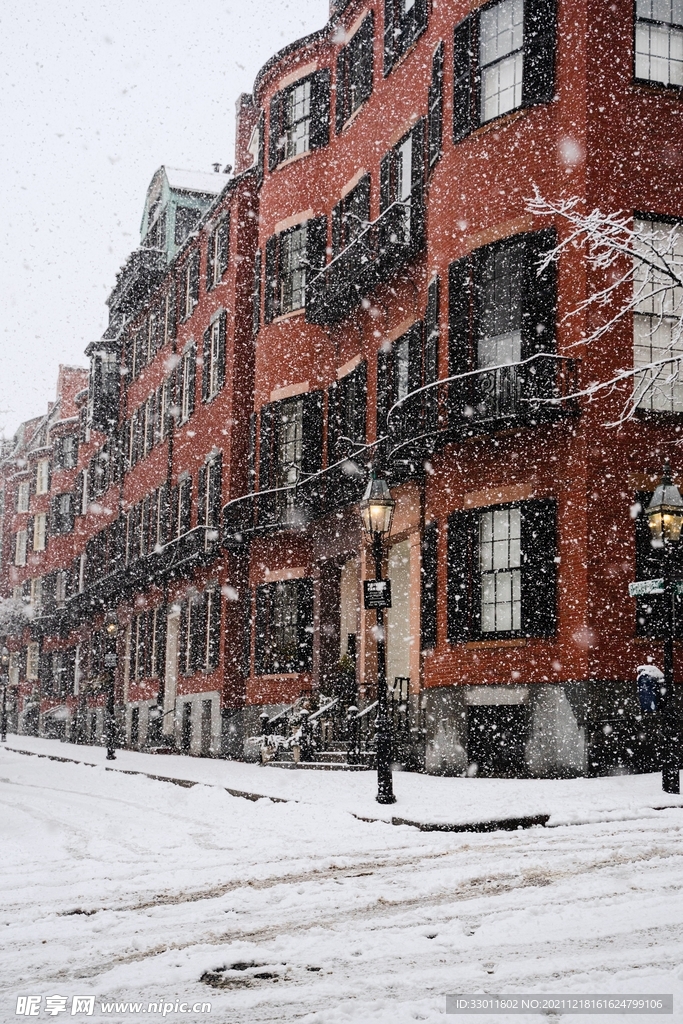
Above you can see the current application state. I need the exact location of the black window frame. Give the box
[447,498,558,643]
[453,0,557,144]
[202,312,227,403]
[336,12,375,132]
[268,69,331,170]
[384,0,429,76]
[254,578,314,675]
[206,215,230,291]
[174,205,201,247]
[633,0,683,89]
[264,217,327,321]
[428,41,445,172]
[447,229,557,421]
[331,175,371,258]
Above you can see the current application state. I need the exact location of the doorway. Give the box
[466,704,530,777]
[200,700,212,757]
[180,702,192,753]
[130,707,140,749]
[163,607,180,739]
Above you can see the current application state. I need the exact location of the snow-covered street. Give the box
[2,741,683,1023]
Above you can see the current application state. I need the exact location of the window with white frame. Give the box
[26,642,39,681]
[9,652,21,686]
[453,0,556,143]
[478,241,523,370]
[179,252,200,321]
[16,481,30,513]
[207,319,223,399]
[180,346,196,423]
[479,507,522,633]
[35,459,50,495]
[207,217,230,289]
[635,0,683,87]
[57,434,78,470]
[264,218,327,322]
[15,530,27,566]
[178,589,221,675]
[269,71,330,170]
[480,0,524,123]
[30,577,42,611]
[633,217,683,412]
[284,80,312,160]
[280,225,308,313]
[277,398,304,489]
[55,570,67,608]
[33,513,47,552]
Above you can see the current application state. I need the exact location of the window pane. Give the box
[633,218,683,410]
[480,243,523,340]
[480,0,524,65]
[479,511,493,570]
[479,508,522,632]
[635,20,683,84]
[284,80,311,159]
[281,225,307,313]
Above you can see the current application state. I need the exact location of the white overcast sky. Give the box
[0,0,328,438]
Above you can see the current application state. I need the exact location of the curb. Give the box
[2,744,288,804]
[391,814,550,832]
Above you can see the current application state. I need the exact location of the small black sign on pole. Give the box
[364,579,392,610]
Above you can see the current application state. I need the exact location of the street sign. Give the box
[629,579,664,597]
[628,579,683,596]
[364,579,392,609]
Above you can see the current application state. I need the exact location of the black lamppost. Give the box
[103,612,119,761]
[360,473,396,805]
[646,463,683,795]
[0,647,9,744]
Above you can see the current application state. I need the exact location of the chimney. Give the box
[234,93,260,177]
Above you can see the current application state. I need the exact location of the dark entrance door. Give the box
[130,707,139,749]
[181,702,192,752]
[466,704,529,777]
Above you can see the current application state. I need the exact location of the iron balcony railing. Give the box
[445,353,580,438]
[223,355,580,545]
[68,525,219,617]
[386,353,580,458]
[306,196,425,326]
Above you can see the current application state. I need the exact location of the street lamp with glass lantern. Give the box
[646,463,683,794]
[360,473,396,805]
[103,612,119,761]
[0,646,9,744]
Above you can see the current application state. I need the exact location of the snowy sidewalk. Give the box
[5,733,683,831]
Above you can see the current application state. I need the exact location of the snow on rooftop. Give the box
[164,166,227,196]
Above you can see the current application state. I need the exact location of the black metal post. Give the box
[661,541,680,794]
[1,676,7,744]
[105,672,116,761]
[373,533,395,805]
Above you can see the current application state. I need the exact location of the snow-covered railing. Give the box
[306,196,424,326]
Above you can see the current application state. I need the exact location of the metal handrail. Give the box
[307,199,413,291]
[308,697,339,723]
[354,700,378,719]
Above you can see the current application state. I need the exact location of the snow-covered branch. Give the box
[527,189,683,424]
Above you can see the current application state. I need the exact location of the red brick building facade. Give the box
[2,0,682,775]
